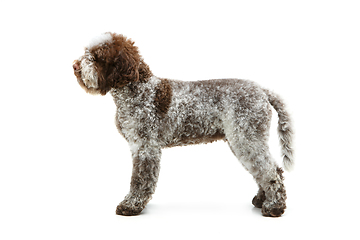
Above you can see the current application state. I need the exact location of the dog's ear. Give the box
[90,48,113,95]
[97,69,112,95]
[108,37,141,89]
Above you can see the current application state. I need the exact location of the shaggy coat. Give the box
[73,32,294,217]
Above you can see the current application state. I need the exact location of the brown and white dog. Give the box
[73,32,294,217]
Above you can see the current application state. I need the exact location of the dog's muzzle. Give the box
[73,61,80,72]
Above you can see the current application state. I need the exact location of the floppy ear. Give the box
[97,71,111,95]
[90,46,115,95]
[110,40,141,89]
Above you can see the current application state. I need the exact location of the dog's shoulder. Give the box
[154,78,172,116]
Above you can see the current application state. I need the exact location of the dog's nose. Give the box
[73,62,80,71]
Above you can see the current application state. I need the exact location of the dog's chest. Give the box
[111,84,159,141]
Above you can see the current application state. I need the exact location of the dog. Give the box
[73,32,294,217]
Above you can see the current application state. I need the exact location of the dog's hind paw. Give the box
[116,204,143,216]
[252,190,266,208]
[115,200,145,216]
[261,202,286,217]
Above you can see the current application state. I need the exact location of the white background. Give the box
[1,0,359,239]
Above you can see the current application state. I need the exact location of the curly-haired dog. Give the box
[73,32,294,217]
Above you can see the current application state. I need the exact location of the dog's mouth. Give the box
[74,71,81,80]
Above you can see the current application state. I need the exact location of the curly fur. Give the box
[73,32,294,217]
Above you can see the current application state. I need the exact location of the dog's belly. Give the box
[164,127,225,147]
[161,106,226,147]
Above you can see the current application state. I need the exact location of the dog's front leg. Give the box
[116,143,161,216]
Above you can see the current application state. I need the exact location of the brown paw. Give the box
[116,204,143,216]
[261,205,286,217]
[252,196,264,208]
[252,191,266,208]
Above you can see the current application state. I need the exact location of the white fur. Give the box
[87,32,113,49]
[80,52,99,89]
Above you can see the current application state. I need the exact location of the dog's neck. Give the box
[110,60,155,99]
[138,59,153,83]
[110,59,154,102]
[110,74,160,113]
[110,59,153,92]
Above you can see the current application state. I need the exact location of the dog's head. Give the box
[73,32,141,95]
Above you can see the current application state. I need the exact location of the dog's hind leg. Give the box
[224,102,287,217]
[116,143,161,216]
[227,134,287,217]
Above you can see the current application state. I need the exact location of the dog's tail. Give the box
[263,88,294,171]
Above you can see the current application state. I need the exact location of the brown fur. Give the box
[165,129,225,148]
[138,60,153,82]
[154,78,172,115]
[89,33,141,95]
[252,190,266,208]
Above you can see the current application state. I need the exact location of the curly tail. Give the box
[263,89,294,171]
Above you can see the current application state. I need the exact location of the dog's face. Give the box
[73,32,141,95]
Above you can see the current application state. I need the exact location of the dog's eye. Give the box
[95,57,106,63]
[94,56,105,62]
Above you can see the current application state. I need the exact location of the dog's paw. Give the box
[252,196,264,208]
[252,191,266,208]
[115,200,144,216]
[261,202,286,217]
